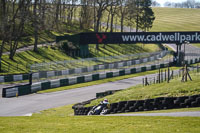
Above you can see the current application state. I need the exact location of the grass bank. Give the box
[87,72,200,106]
[0,44,161,75]
[151,8,200,31]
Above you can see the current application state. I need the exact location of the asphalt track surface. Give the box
[0,73,157,116]
[0,44,200,116]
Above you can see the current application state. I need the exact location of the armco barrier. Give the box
[2,62,169,98]
[2,84,31,98]
[0,73,29,83]
[73,94,200,115]
[2,57,200,98]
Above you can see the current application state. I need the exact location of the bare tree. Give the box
[33,0,39,52]
[94,0,110,32]
[0,0,32,61]
[119,0,128,32]
[108,0,119,32]
[79,0,93,30]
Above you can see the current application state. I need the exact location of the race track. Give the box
[0,44,199,116]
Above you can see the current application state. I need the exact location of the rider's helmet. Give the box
[103,99,109,104]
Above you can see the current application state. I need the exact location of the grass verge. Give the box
[0,110,200,133]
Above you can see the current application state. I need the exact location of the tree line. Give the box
[164,0,200,8]
[0,0,155,65]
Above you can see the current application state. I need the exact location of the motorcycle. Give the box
[87,103,109,115]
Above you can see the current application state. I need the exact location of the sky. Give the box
[156,0,200,6]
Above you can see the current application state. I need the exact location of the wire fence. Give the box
[30,50,173,82]
[30,50,168,72]
[143,64,200,86]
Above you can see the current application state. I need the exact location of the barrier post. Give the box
[29,73,32,85]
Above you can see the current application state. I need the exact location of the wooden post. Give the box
[145,77,149,86]
[185,65,187,82]
[167,67,170,83]
[143,78,144,86]
[187,65,192,81]
[181,64,192,82]
[165,69,167,81]
[171,70,174,79]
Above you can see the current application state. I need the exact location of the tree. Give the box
[119,0,129,32]
[137,0,155,32]
[93,0,110,32]
[0,0,32,61]
[33,0,39,52]
[164,2,172,7]
[79,0,93,30]
[66,0,78,26]
[151,0,161,7]
[93,0,110,50]
[108,0,119,32]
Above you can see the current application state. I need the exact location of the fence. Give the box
[143,64,200,86]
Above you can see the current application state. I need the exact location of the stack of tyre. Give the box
[74,106,93,115]
[73,94,200,115]
[108,95,200,114]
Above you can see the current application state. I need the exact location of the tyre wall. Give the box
[73,94,200,115]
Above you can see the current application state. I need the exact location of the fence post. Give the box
[142,78,144,86]
[167,67,170,83]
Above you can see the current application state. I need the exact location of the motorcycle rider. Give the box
[88,99,110,115]
[95,99,110,115]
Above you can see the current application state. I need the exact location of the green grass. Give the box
[151,8,200,31]
[0,105,200,133]
[1,104,199,133]
[1,46,74,75]
[102,7,200,32]
[89,43,162,57]
[192,44,200,48]
[87,72,200,106]
[0,44,161,75]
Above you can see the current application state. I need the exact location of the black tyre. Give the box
[125,100,136,109]
[138,106,144,111]
[191,101,198,107]
[117,101,127,110]
[134,100,144,108]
